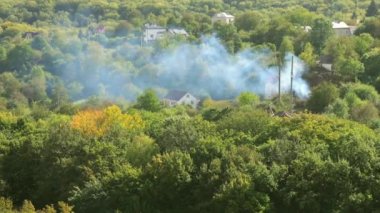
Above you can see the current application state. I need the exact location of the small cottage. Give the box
[163,91,200,109]
[212,12,235,24]
[332,21,356,36]
[143,24,188,44]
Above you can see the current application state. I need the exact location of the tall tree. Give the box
[310,18,333,54]
[366,0,378,17]
[50,80,70,110]
[299,42,316,67]
[279,36,294,66]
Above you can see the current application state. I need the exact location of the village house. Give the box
[211,12,235,24]
[142,24,188,43]
[302,21,357,36]
[332,21,356,36]
[163,90,200,109]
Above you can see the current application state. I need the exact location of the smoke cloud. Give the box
[60,35,310,100]
[140,36,310,99]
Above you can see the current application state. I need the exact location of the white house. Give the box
[143,24,188,43]
[332,21,356,36]
[163,90,200,109]
[212,12,235,24]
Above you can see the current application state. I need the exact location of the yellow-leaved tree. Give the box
[71,105,144,137]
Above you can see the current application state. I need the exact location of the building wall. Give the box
[333,28,352,36]
[163,93,200,108]
[177,93,199,108]
[162,99,177,107]
[144,28,167,43]
[212,17,234,24]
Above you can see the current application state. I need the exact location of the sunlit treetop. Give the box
[71,105,144,137]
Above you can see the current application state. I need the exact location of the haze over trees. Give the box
[1,0,380,212]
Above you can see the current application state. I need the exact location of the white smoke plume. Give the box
[60,35,310,100]
[145,36,310,99]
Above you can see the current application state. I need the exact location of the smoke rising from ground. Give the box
[61,35,310,100]
[146,36,310,99]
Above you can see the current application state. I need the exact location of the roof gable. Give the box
[165,90,189,101]
[213,12,234,18]
[332,21,349,29]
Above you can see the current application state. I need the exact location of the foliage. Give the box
[351,102,379,123]
[1,0,380,212]
[307,82,339,113]
[366,0,378,17]
[310,18,333,53]
[299,42,317,67]
[71,105,144,137]
[135,89,162,112]
[326,98,349,118]
[260,113,380,212]
[236,92,260,106]
[334,57,364,82]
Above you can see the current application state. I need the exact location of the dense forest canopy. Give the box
[1,0,380,212]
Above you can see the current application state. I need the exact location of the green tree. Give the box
[22,66,48,103]
[334,57,364,82]
[354,33,374,56]
[0,72,26,109]
[299,42,317,67]
[7,44,39,75]
[213,22,242,53]
[20,200,35,213]
[260,114,380,212]
[351,102,379,123]
[50,80,70,110]
[235,11,262,31]
[279,36,294,66]
[156,115,215,152]
[355,17,380,38]
[307,82,339,113]
[310,18,333,53]
[143,151,194,212]
[326,99,349,118]
[362,48,380,83]
[341,83,379,103]
[70,164,142,213]
[366,0,378,17]
[0,46,6,63]
[135,89,161,112]
[125,135,159,167]
[217,108,274,145]
[237,92,260,106]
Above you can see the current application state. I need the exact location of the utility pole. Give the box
[290,56,294,109]
[141,27,144,47]
[276,52,281,103]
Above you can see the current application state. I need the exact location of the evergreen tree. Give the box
[366,0,378,17]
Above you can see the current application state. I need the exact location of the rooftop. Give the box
[164,90,189,101]
[144,24,166,29]
[332,21,349,29]
[213,12,234,18]
[169,29,189,36]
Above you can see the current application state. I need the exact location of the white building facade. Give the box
[332,21,355,36]
[163,91,200,109]
[212,12,235,24]
[143,24,188,43]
